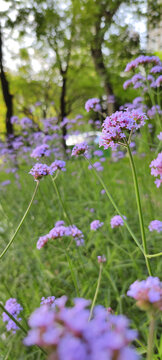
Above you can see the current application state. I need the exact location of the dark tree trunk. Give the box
[90,2,124,116]
[60,72,67,152]
[91,45,114,115]
[0,25,14,137]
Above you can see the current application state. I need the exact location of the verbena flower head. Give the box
[125,55,161,72]
[90,220,104,231]
[11,116,19,124]
[156,75,162,87]
[99,109,147,149]
[30,144,51,159]
[20,117,33,128]
[88,161,104,172]
[37,234,50,249]
[147,105,162,119]
[147,74,154,82]
[97,255,106,263]
[110,215,126,228]
[101,189,106,195]
[150,152,162,188]
[49,226,71,240]
[68,225,84,246]
[148,220,162,233]
[49,160,66,174]
[24,297,139,360]
[71,142,89,156]
[85,98,101,112]
[131,73,145,84]
[0,180,11,187]
[123,79,132,89]
[157,132,162,141]
[2,298,23,333]
[29,163,50,180]
[150,65,162,74]
[41,296,56,307]
[127,277,162,312]
[93,150,104,157]
[55,220,65,227]
[108,95,115,103]
[37,223,84,249]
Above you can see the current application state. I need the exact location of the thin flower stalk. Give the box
[50,175,72,225]
[147,316,156,360]
[146,252,162,258]
[85,156,144,255]
[126,143,152,275]
[89,263,103,321]
[0,181,39,260]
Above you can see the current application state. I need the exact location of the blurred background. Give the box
[0,0,161,138]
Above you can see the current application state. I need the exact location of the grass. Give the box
[0,150,161,359]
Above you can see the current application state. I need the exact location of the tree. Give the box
[0,24,13,137]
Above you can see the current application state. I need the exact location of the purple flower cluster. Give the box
[88,161,104,172]
[20,117,33,128]
[150,152,162,188]
[24,297,139,360]
[150,65,162,74]
[29,159,66,180]
[41,296,56,307]
[90,220,104,231]
[123,55,162,92]
[110,215,126,228]
[123,79,132,90]
[85,98,101,112]
[97,255,106,263]
[37,222,84,249]
[148,220,162,233]
[0,180,11,187]
[125,55,161,72]
[111,149,125,162]
[123,74,145,89]
[127,277,162,312]
[156,75,162,87]
[93,150,104,157]
[157,132,162,141]
[50,160,66,172]
[2,298,23,333]
[107,95,115,104]
[30,144,51,159]
[29,163,50,180]
[147,105,162,119]
[99,109,147,149]
[71,142,89,156]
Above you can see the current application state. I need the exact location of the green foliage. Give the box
[0,152,161,358]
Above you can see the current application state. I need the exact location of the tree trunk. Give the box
[60,72,67,152]
[90,4,118,115]
[0,25,14,137]
[91,44,114,115]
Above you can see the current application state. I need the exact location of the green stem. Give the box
[126,144,152,276]
[0,181,39,260]
[85,156,144,255]
[147,316,155,360]
[89,264,102,321]
[146,252,162,258]
[50,176,72,225]
[0,303,47,355]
